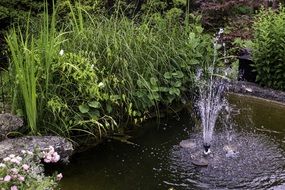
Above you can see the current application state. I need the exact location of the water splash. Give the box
[196,71,229,151]
[195,28,231,153]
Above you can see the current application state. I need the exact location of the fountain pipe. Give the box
[203,143,211,155]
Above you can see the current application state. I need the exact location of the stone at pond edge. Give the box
[0,113,23,140]
[0,136,74,163]
[179,139,197,149]
[191,157,209,167]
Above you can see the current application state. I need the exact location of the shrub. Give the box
[252,6,285,90]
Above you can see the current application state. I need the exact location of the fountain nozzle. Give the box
[203,143,211,155]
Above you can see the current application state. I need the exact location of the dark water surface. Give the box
[59,94,285,190]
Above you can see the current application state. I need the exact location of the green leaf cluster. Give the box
[252,6,285,90]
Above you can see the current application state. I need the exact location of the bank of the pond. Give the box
[229,81,285,104]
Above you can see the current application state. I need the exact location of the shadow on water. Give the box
[58,94,285,190]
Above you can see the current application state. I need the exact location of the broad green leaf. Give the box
[88,101,101,108]
[164,72,172,79]
[79,104,89,113]
[150,77,157,86]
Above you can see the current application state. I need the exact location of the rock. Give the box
[191,157,209,167]
[223,145,239,158]
[228,81,285,104]
[0,136,74,163]
[0,113,23,140]
[179,139,197,149]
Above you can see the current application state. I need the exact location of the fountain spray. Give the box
[196,28,228,155]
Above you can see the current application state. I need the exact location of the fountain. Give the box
[195,28,230,156]
[197,73,228,155]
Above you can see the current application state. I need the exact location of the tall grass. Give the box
[5,1,213,141]
[6,26,38,134]
[6,1,65,134]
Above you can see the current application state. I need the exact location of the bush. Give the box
[252,6,285,90]
[0,146,62,189]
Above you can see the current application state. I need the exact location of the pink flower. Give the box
[18,175,25,182]
[52,152,60,163]
[4,175,11,182]
[10,186,18,190]
[10,168,18,174]
[22,164,29,170]
[10,158,20,165]
[56,173,63,181]
[43,150,60,163]
[44,154,52,163]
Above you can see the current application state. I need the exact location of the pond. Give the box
[59,94,285,190]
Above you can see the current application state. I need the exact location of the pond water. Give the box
[59,94,285,190]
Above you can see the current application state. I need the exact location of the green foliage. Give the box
[232,4,254,15]
[6,1,213,142]
[252,6,285,90]
[0,0,43,21]
[6,27,38,134]
[6,1,66,134]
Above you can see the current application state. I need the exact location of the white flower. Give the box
[59,49,64,56]
[91,64,94,69]
[218,28,224,35]
[98,82,105,88]
[10,158,20,165]
[56,173,63,181]
[3,157,11,162]
[0,163,6,168]
[16,156,22,162]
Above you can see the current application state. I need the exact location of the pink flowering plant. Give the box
[0,146,63,190]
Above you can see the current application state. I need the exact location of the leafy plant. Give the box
[252,6,285,90]
[6,1,214,142]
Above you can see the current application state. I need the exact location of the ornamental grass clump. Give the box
[0,147,62,190]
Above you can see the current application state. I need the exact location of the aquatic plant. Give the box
[6,1,213,142]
